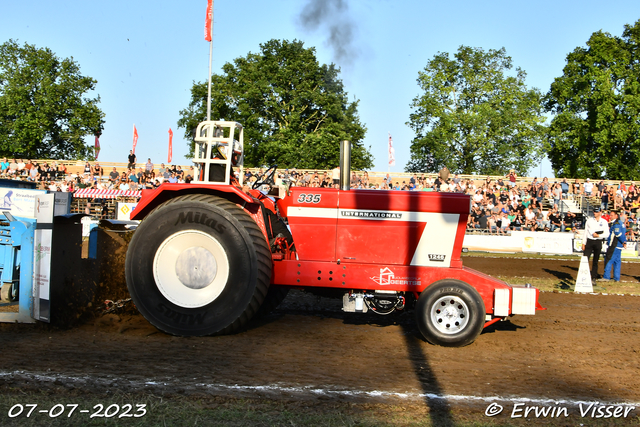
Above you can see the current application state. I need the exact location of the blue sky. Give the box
[1,1,638,177]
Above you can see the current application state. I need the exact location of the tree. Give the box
[178,39,372,170]
[0,40,104,160]
[545,20,640,180]
[406,46,546,175]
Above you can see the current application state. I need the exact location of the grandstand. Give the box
[3,160,634,240]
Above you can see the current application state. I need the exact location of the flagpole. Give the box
[206,1,214,121]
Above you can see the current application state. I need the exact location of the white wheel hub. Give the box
[153,230,230,308]
[430,295,470,334]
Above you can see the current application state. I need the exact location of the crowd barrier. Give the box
[463,231,639,258]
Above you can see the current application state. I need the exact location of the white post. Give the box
[206,0,215,121]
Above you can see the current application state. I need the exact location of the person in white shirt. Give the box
[583,178,594,196]
[582,207,610,279]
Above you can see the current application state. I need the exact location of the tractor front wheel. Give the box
[125,194,271,336]
[415,280,485,347]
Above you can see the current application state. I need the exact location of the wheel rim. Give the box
[153,230,230,308]
[430,295,470,334]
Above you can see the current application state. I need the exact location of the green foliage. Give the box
[406,46,546,175]
[545,20,640,180]
[0,39,104,160]
[178,39,372,170]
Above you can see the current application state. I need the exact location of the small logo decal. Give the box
[370,267,421,286]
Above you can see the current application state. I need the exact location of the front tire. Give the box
[415,280,485,347]
[125,194,271,336]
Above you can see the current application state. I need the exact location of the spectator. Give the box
[498,211,510,234]
[83,161,91,176]
[93,163,103,178]
[511,212,524,231]
[506,170,517,188]
[145,157,153,179]
[163,166,172,180]
[582,207,609,280]
[572,179,581,195]
[349,171,359,187]
[552,183,562,207]
[7,158,18,176]
[628,213,638,240]
[109,167,119,184]
[128,150,136,169]
[0,158,9,176]
[137,167,145,184]
[584,178,594,196]
[549,207,562,232]
[560,178,569,198]
[28,163,40,182]
[563,212,577,232]
[477,209,488,230]
[524,206,536,230]
[101,203,109,219]
[128,169,139,185]
[488,214,498,234]
[439,166,450,182]
[56,162,68,178]
[596,180,606,197]
[331,165,340,186]
[601,186,610,210]
[614,191,624,210]
[17,159,26,176]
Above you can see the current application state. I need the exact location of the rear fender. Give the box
[131,183,270,245]
[131,183,254,221]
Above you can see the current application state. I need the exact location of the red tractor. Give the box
[125,121,543,347]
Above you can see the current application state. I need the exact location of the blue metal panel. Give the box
[0,216,36,323]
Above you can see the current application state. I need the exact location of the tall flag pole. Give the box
[168,128,174,163]
[388,132,396,172]
[205,0,214,121]
[132,124,139,154]
[94,136,100,161]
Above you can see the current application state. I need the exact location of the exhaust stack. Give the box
[339,140,351,191]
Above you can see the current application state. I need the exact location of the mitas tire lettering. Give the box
[416,280,485,347]
[126,194,271,336]
[174,211,226,234]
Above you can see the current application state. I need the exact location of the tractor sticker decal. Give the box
[340,210,402,219]
[428,254,446,262]
[296,193,321,204]
[370,267,421,286]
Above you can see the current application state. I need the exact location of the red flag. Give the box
[168,128,173,163]
[95,136,100,161]
[132,125,138,154]
[204,0,213,42]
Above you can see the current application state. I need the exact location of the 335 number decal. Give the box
[297,193,321,204]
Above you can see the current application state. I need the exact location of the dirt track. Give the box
[1,256,640,423]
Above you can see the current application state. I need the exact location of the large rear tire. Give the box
[415,280,485,347]
[125,194,271,336]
